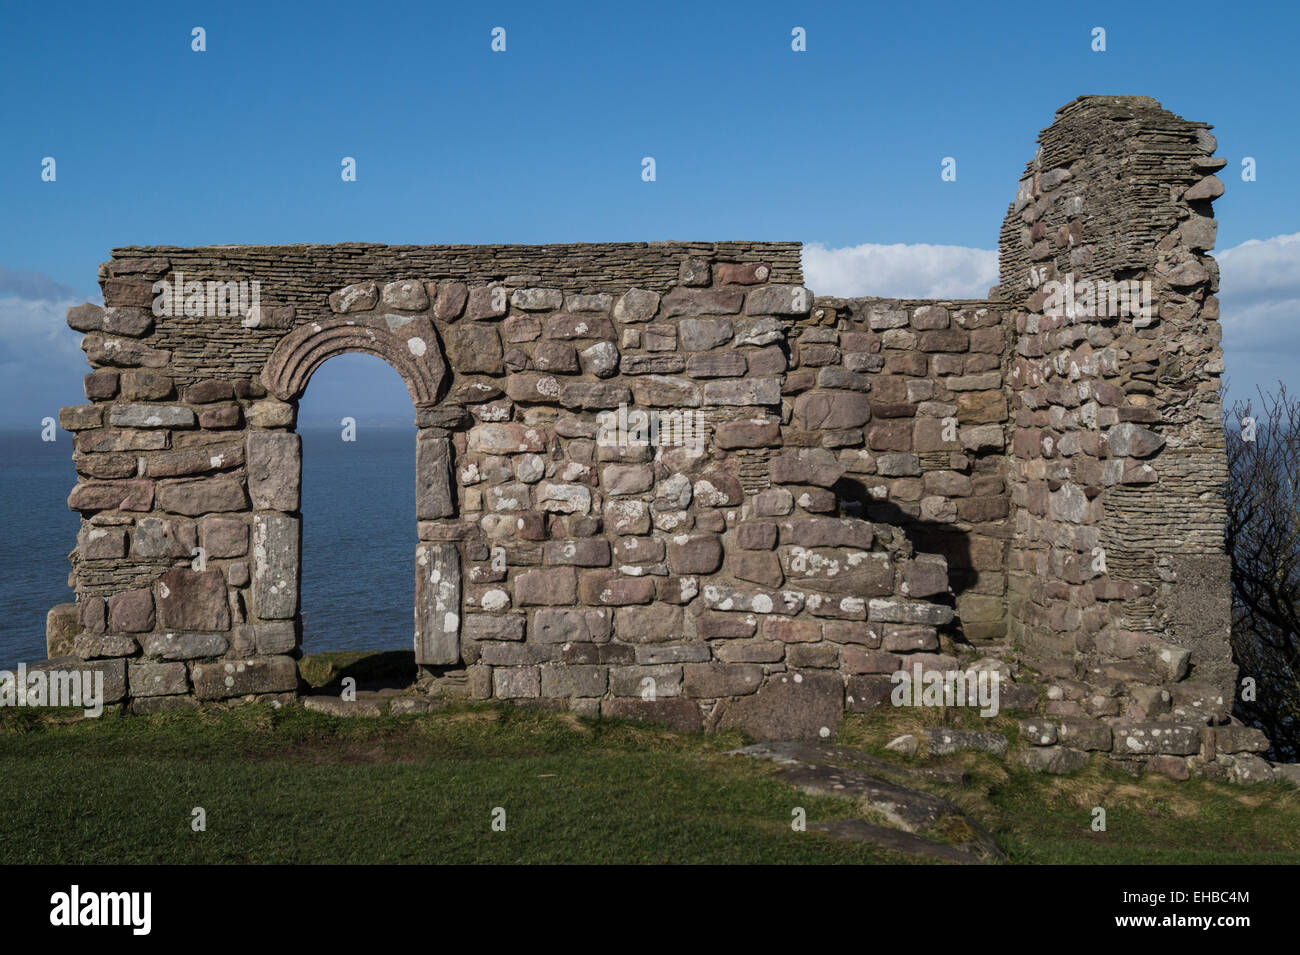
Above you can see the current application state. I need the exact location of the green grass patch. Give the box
[0,703,902,864]
[2,692,1297,864]
[837,709,1300,865]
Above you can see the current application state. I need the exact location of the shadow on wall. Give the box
[835,481,972,638]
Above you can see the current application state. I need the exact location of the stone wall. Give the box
[995,96,1233,726]
[54,246,964,735]
[45,96,1237,755]
[808,296,1015,650]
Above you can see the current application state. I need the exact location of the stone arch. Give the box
[260,316,447,407]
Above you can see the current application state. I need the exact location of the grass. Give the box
[0,702,896,864]
[2,659,1298,864]
[840,704,1300,864]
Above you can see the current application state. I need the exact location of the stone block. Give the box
[794,391,872,430]
[1018,747,1088,774]
[465,284,508,320]
[252,513,299,620]
[667,533,722,575]
[702,378,781,407]
[415,542,461,666]
[730,551,783,588]
[68,480,155,513]
[682,662,763,697]
[714,670,843,741]
[46,604,79,658]
[464,614,527,642]
[200,517,248,558]
[107,588,155,633]
[601,697,702,732]
[190,656,298,699]
[613,604,685,643]
[515,567,578,606]
[736,522,778,550]
[1112,721,1200,756]
[744,284,811,315]
[415,433,455,520]
[447,323,504,374]
[78,525,129,560]
[540,664,607,698]
[156,476,246,515]
[29,656,126,704]
[247,431,301,511]
[329,282,378,313]
[602,463,654,496]
[108,404,195,429]
[156,569,229,631]
[1056,717,1113,751]
[433,281,468,320]
[118,373,174,401]
[128,662,189,697]
[613,288,661,323]
[493,667,541,698]
[533,608,610,644]
[74,633,138,659]
[1212,725,1270,755]
[381,279,429,310]
[468,422,547,454]
[679,318,734,351]
[248,621,296,655]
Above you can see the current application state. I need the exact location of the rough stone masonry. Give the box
[46,96,1262,778]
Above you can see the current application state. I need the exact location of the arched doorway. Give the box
[259,313,458,672]
[296,353,415,657]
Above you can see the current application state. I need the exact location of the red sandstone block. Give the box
[578,571,655,606]
[763,617,822,643]
[68,479,155,513]
[866,420,912,451]
[841,647,900,674]
[514,567,578,606]
[823,620,881,646]
[714,262,771,285]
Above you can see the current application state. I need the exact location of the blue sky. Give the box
[1,0,1296,425]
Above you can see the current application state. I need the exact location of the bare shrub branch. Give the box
[1223,382,1300,760]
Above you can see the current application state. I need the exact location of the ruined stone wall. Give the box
[53,243,965,735]
[996,95,1233,727]
[808,297,1015,650]
[45,96,1236,755]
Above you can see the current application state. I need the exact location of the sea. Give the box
[0,427,417,671]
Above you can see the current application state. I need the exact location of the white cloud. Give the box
[1215,232,1300,350]
[1213,232,1300,401]
[0,291,91,425]
[0,294,84,361]
[800,233,1299,402]
[802,241,998,299]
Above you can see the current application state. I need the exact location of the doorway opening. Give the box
[296,352,418,699]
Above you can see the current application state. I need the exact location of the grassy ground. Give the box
[0,702,892,864]
[841,707,1300,864]
[2,658,1298,864]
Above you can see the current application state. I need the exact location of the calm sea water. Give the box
[0,427,417,671]
[0,431,82,670]
[299,427,416,656]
